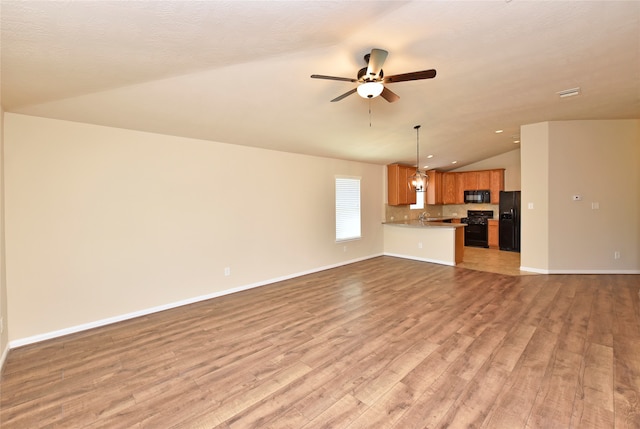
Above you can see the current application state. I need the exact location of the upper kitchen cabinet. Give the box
[477,170,491,190]
[426,170,443,205]
[463,171,479,190]
[442,172,463,204]
[387,164,417,206]
[461,170,491,191]
[459,169,504,203]
[424,168,504,205]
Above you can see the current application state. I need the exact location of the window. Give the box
[410,190,425,210]
[335,176,361,241]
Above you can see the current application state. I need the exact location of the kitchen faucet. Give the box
[419,212,429,221]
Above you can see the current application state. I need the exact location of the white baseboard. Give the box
[520,266,640,275]
[519,266,549,274]
[9,253,383,349]
[383,252,455,267]
[8,254,636,350]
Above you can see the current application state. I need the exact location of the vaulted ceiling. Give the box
[2,1,639,170]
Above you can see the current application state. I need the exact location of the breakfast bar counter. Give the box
[383,220,466,266]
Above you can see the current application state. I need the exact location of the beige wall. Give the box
[521,120,640,273]
[383,225,459,266]
[0,106,8,363]
[4,113,385,343]
[520,122,550,272]
[4,114,638,346]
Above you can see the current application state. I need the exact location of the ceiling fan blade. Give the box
[384,69,437,83]
[366,48,388,77]
[380,87,400,103]
[331,88,357,102]
[311,74,357,82]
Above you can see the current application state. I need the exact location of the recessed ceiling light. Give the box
[557,87,581,98]
[423,165,429,169]
[451,161,457,164]
[495,130,503,134]
[427,154,433,159]
[514,140,520,144]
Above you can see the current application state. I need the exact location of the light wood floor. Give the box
[2,256,639,428]
[457,246,536,276]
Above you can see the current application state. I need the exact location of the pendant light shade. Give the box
[409,125,428,192]
[409,170,428,192]
[357,81,384,99]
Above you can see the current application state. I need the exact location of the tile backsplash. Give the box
[385,203,499,221]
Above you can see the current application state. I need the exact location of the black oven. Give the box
[461,210,493,248]
[464,190,491,204]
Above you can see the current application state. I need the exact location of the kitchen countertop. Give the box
[420,216,458,221]
[383,220,467,228]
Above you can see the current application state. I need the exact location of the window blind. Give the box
[335,177,361,242]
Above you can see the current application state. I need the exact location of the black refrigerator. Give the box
[499,191,521,252]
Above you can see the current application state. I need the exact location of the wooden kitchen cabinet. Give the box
[455,173,465,204]
[463,171,478,191]
[488,219,499,248]
[441,172,460,205]
[489,169,505,204]
[477,170,491,190]
[426,170,443,205]
[460,170,491,191]
[387,164,417,206]
[428,168,505,205]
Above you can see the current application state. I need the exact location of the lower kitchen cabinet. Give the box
[488,219,499,249]
[490,169,505,204]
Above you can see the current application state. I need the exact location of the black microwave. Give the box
[464,190,491,204]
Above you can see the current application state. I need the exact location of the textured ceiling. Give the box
[1,0,639,170]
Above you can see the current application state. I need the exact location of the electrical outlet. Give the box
[224,267,231,276]
[614,251,621,260]
[418,242,423,249]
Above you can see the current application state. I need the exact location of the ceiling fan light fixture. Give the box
[357,81,384,99]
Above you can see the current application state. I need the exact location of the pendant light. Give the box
[408,125,428,192]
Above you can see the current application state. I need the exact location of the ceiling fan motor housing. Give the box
[358,67,383,82]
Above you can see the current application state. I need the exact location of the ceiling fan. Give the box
[311,48,436,103]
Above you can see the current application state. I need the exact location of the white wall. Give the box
[521,119,640,273]
[4,113,385,343]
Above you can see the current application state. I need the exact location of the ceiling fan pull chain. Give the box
[369,99,372,127]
